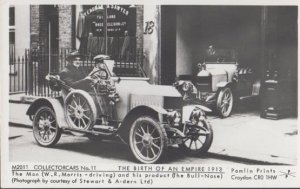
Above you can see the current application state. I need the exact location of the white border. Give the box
[1,0,300,188]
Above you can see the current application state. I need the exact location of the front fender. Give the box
[148,105,168,115]
[182,105,211,123]
[26,97,68,128]
[121,105,168,125]
[216,81,230,88]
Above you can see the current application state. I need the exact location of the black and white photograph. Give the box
[1,1,300,188]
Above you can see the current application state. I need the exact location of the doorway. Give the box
[160,6,263,82]
[47,6,59,72]
[161,6,177,85]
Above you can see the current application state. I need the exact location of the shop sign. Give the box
[83,5,134,37]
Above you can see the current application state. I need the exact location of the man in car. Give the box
[89,54,110,80]
[206,45,216,56]
[59,50,94,92]
[205,45,226,63]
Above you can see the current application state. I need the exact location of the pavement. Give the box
[8,93,298,165]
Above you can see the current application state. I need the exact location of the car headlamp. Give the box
[189,108,205,124]
[167,110,181,126]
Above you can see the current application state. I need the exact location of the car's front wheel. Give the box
[179,120,213,155]
[129,116,166,164]
[32,106,62,147]
[216,87,233,118]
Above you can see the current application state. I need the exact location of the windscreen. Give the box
[205,49,237,63]
[105,60,146,77]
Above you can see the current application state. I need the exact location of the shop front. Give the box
[159,5,297,117]
[30,5,143,62]
[25,5,144,95]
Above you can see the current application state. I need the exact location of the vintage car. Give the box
[26,55,213,164]
[175,49,260,118]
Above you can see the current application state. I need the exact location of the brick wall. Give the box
[30,5,55,49]
[30,5,40,47]
[39,5,49,49]
[58,5,74,49]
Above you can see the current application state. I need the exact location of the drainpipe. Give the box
[104,5,107,55]
[261,6,268,78]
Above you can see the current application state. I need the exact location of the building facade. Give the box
[10,5,298,115]
[9,5,30,58]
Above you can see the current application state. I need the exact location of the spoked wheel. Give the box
[179,120,213,155]
[32,107,62,147]
[64,90,97,130]
[129,116,166,164]
[216,87,233,118]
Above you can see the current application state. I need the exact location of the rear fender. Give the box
[26,98,68,128]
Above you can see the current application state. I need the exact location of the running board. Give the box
[65,127,115,136]
[93,125,115,132]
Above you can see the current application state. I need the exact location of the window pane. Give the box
[9,7,15,26]
[9,31,15,44]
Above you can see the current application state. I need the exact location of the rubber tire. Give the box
[64,90,97,130]
[129,116,167,164]
[32,106,62,147]
[216,87,234,118]
[179,120,213,155]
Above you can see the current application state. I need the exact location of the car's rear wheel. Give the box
[179,120,213,155]
[32,106,62,147]
[64,90,97,130]
[129,116,166,164]
[216,87,233,118]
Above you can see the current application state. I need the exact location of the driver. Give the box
[206,45,216,56]
[59,50,94,92]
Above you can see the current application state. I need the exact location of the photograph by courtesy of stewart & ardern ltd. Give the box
[2,2,299,188]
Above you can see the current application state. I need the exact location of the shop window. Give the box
[78,5,136,61]
[9,30,15,44]
[9,6,17,74]
[9,6,15,45]
[9,7,15,26]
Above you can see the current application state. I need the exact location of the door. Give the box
[161,6,177,85]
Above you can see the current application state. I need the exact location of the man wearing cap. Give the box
[89,54,110,79]
[59,51,94,92]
